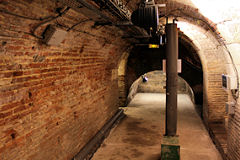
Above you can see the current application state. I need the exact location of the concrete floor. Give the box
[92,93,222,160]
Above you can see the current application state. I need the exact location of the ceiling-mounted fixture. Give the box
[131,0,159,32]
[131,0,166,47]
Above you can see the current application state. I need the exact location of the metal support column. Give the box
[165,23,178,136]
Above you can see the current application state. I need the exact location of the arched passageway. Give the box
[123,36,203,107]
[115,2,238,157]
[1,0,240,160]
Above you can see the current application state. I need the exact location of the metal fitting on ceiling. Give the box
[93,0,131,20]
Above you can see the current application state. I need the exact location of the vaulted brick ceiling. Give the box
[125,0,240,56]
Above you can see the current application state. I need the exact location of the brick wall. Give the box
[226,41,240,160]
[0,0,128,159]
[1,0,239,160]
[227,102,240,160]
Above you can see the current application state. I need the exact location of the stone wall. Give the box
[138,71,189,94]
[127,71,195,103]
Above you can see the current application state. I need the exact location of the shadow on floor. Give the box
[92,93,222,160]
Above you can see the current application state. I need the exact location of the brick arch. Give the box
[117,48,131,107]
[158,0,236,123]
[128,0,220,35]
[126,1,238,158]
[124,33,204,107]
[178,31,203,105]
[176,20,236,124]
[123,20,235,125]
[159,2,239,157]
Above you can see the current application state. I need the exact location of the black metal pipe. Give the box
[73,109,126,160]
[165,23,178,136]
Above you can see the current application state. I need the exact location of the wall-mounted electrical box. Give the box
[222,74,237,90]
[43,25,67,46]
[226,102,235,115]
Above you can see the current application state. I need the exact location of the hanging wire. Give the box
[0,8,61,21]
[67,19,92,31]
[0,7,71,39]
[31,7,70,39]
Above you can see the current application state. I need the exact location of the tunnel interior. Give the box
[1,0,239,160]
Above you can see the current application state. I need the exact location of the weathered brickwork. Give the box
[0,0,128,159]
[227,102,240,160]
[1,0,240,160]
[206,73,228,122]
